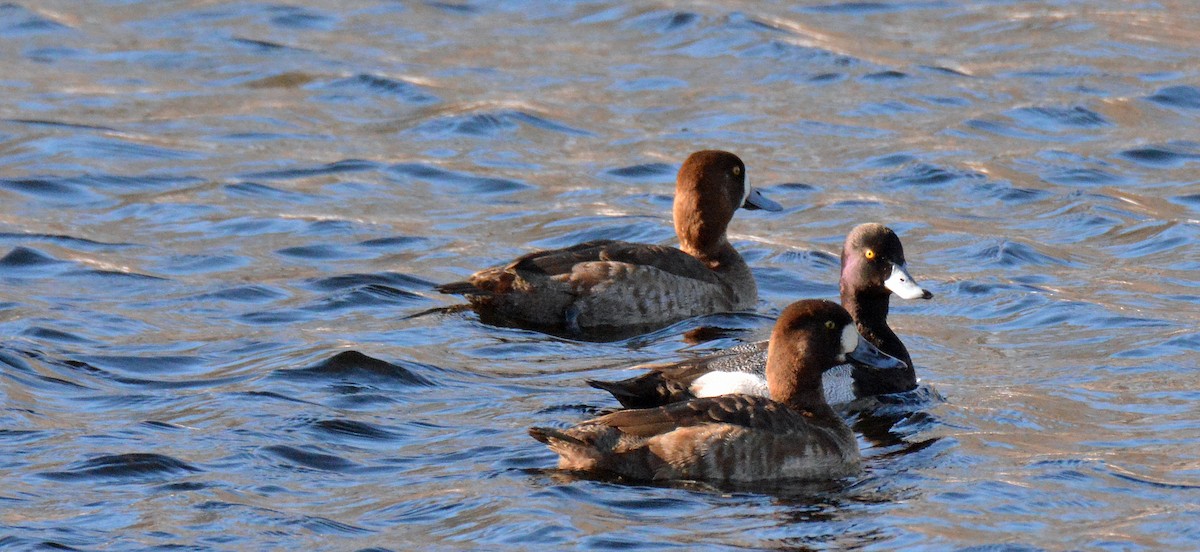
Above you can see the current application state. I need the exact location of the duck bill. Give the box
[743,187,782,211]
[885,262,933,300]
[846,335,907,370]
[741,176,782,211]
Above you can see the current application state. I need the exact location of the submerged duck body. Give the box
[437,150,781,335]
[529,300,907,482]
[588,223,932,408]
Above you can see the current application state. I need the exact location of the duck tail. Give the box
[585,378,639,407]
[435,280,489,297]
[529,426,583,446]
[586,373,673,410]
[529,426,605,470]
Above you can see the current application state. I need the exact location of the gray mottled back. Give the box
[688,340,858,407]
[703,341,767,373]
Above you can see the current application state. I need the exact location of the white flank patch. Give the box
[690,371,769,398]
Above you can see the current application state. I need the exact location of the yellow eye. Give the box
[865,249,876,260]
[824,320,836,330]
[732,166,741,176]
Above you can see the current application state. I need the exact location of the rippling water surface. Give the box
[2,1,1198,549]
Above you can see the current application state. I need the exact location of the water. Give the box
[1,1,1198,549]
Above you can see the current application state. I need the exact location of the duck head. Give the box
[765,299,905,406]
[841,223,933,301]
[674,150,780,262]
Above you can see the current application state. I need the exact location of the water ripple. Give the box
[0,3,71,33]
[321,74,440,104]
[0,177,105,203]
[272,350,436,387]
[1008,105,1110,130]
[266,5,335,30]
[603,162,675,181]
[240,159,383,180]
[1145,85,1200,110]
[41,453,200,482]
[527,217,670,250]
[310,419,407,442]
[261,445,361,473]
[884,162,985,187]
[306,272,436,292]
[800,2,919,14]
[1118,143,1200,167]
[2,1,1199,549]
[230,36,299,53]
[623,10,701,34]
[0,232,135,250]
[411,108,591,138]
[0,246,66,272]
[387,162,534,195]
[224,181,321,203]
[943,238,1073,269]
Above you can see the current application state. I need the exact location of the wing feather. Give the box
[594,395,805,438]
[511,240,721,286]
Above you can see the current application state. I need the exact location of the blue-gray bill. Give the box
[743,187,782,211]
[847,334,907,370]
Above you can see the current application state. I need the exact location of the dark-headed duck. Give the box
[587,223,932,407]
[438,150,781,335]
[529,300,906,482]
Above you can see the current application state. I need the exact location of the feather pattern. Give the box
[438,151,778,333]
[587,223,933,405]
[532,300,877,482]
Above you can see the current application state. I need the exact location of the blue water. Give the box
[1,1,1198,549]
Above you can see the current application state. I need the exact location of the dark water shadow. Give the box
[40,453,201,482]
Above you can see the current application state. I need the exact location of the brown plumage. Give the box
[530,300,903,482]
[437,150,780,335]
[587,222,934,406]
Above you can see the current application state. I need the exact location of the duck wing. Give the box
[587,341,770,408]
[531,395,847,480]
[511,240,721,287]
[594,394,806,437]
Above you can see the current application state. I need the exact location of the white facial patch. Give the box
[690,371,769,398]
[885,262,929,300]
[839,324,858,362]
[740,175,783,211]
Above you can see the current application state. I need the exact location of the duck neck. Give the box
[840,286,912,367]
[674,190,740,272]
[782,382,838,420]
[841,286,917,394]
[767,344,837,418]
[680,238,742,271]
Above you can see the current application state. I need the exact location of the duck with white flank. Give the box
[530,300,906,482]
[587,223,932,408]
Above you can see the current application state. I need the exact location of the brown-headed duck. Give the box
[529,299,906,482]
[438,150,781,335]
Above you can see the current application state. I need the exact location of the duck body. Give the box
[531,300,907,482]
[530,394,859,482]
[588,223,932,406]
[440,238,756,331]
[437,150,780,335]
[587,342,862,409]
